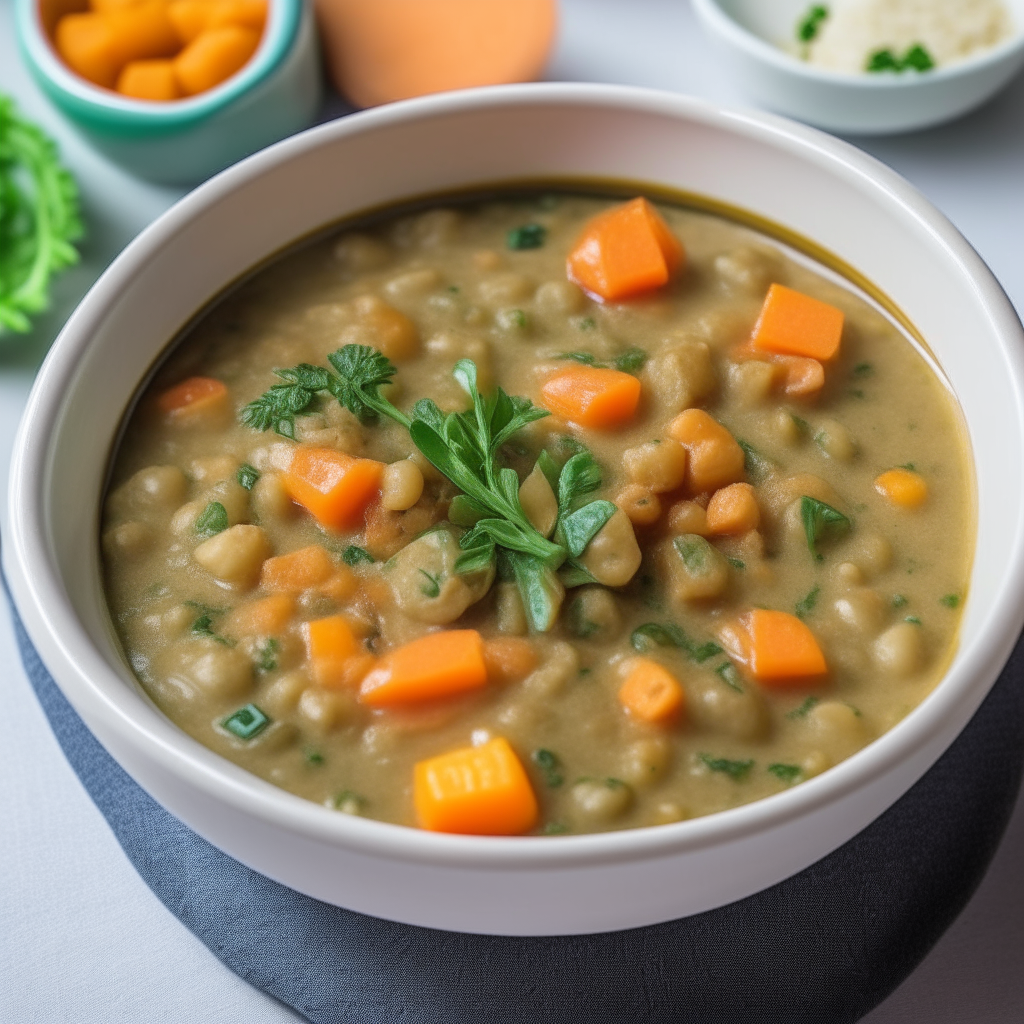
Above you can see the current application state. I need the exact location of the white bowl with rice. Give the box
[692,0,1024,133]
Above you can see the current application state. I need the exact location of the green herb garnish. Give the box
[542,822,569,835]
[715,661,744,693]
[532,749,564,788]
[787,696,819,719]
[255,637,279,672]
[699,754,754,780]
[195,500,229,538]
[892,594,908,608]
[737,439,772,483]
[902,44,935,71]
[630,622,722,664]
[304,747,325,766]
[905,615,922,625]
[192,611,235,647]
[0,96,83,335]
[331,790,366,814]
[558,351,601,366]
[795,584,820,620]
[801,495,851,561]
[236,463,260,490]
[768,763,802,784]
[796,4,828,43]
[853,363,873,377]
[419,569,442,598]
[223,704,269,740]
[727,557,746,570]
[342,545,375,566]
[867,44,934,73]
[898,462,916,472]
[507,223,546,250]
[613,347,648,373]
[940,593,960,609]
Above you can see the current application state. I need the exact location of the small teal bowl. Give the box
[15,0,323,185]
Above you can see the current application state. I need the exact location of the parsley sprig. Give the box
[241,345,625,631]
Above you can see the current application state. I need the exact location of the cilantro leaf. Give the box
[801,496,850,560]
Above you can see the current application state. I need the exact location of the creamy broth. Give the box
[101,192,972,834]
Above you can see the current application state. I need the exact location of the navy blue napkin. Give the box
[11,587,1024,1024]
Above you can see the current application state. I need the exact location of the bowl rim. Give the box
[9,82,1024,871]
[692,0,1024,87]
[14,0,302,131]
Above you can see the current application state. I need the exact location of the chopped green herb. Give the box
[699,754,754,780]
[559,435,589,456]
[796,4,828,43]
[236,463,260,490]
[304,747,325,766]
[715,661,744,693]
[504,308,528,329]
[192,612,234,646]
[768,763,802,784]
[342,545,375,566]
[867,43,934,73]
[630,622,722,664]
[787,696,819,719]
[576,316,597,331]
[791,414,810,435]
[506,223,546,250]
[867,48,901,72]
[255,637,279,672]
[902,43,935,71]
[737,439,772,483]
[532,749,564,788]
[795,584,820,620]
[898,462,917,472]
[613,347,648,374]
[558,350,601,366]
[727,557,746,570]
[195,500,229,538]
[800,495,851,561]
[578,667,592,677]
[419,569,442,598]
[0,97,84,335]
[892,594,908,608]
[940,593,961,609]
[331,790,366,815]
[541,822,569,835]
[223,703,269,740]
[847,389,865,399]
[447,284,460,293]
[905,615,922,625]
[853,363,873,377]
[692,640,724,663]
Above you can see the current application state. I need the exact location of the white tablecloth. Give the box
[2,1,1023,1019]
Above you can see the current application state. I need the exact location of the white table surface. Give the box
[3,0,1024,1019]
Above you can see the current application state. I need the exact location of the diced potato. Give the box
[577,510,642,587]
[193,524,270,587]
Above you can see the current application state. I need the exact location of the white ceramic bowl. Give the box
[7,84,1024,936]
[692,0,1024,134]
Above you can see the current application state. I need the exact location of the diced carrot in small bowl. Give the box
[117,58,182,100]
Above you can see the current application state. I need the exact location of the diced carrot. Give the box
[751,283,844,361]
[260,544,336,592]
[284,447,384,532]
[313,0,556,108]
[566,197,685,302]
[540,366,641,430]
[174,25,260,95]
[319,566,358,602]
[618,658,684,724]
[91,0,150,12]
[223,593,294,637]
[482,637,538,685]
[706,482,759,535]
[666,409,745,494]
[776,355,825,398]
[305,615,375,689]
[167,0,214,43]
[55,13,124,87]
[874,468,928,509]
[359,629,487,707]
[413,736,539,835]
[156,376,229,423]
[117,58,181,100]
[723,609,827,686]
[168,0,268,44]
[353,295,420,362]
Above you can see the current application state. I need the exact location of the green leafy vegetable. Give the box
[867,44,934,73]
[768,763,802,784]
[222,704,269,740]
[796,4,828,43]
[853,362,873,377]
[699,754,754,780]
[0,96,83,335]
[737,439,772,483]
[727,557,746,570]
[940,593,961,609]
[507,223,546,250]
[800,495,850,560]
[902,44,935,71]
[419,569,442,598]
[558,350,600,366]
[342,545,375,566]
[531,749,564,788]
[892,594,908,608]
[613,347,648,373]
[630,621,723,664]
[255,637,279,672]
[905,615,922,626]
[195,500,229,538]
[867,48,901,72]
[787,696,819,719]
[795,584,820,620]
[192,611,235,647]
[715,661,744,693]
[236,463,260,490]
[304,747,325,766]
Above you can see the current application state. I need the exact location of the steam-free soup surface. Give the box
[102,193,971,835]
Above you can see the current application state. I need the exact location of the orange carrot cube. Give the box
[751,283,844,361]
[482,637,538,685]
[305,615,374,688]
[540,366,641,430]
[414,737,538,835]
[117,58,181,100]
[567,197,685,302]
[359,629,487,707]
[156,376,229,424]
[723,609,827,686]
[223,593,294,638]
[174,25,260,95]
[619,658,684,724]
[284,447,384,532]
[260,544,336,592]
